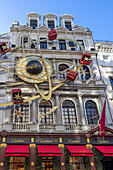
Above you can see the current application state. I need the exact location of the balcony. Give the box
[2,123,99,133]
[12,123,30,130]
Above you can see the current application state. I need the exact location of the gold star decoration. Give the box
[84,57,89,61]
[80,69,89,76]
[2,45,7,50]
[12,107,24,118]
[38,114,43,119]
[14,93,21,100]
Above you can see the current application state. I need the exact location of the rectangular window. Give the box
[48,20,55,30]
[109,76,113,89]
[30,19,37,29]
[8,157,25,170]
[65,21,72,31]
[42,157,54,170]
[40,38,47,49]
[103,55,109,60]
[77,40,84,51]
[59,40,66,50]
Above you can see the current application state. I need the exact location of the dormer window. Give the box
[48,20,55,30]
[30,19,37,29]
[65,21,72,31]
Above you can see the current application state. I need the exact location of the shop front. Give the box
[0,131,95,170]
[1,129,113,170]
[91,137,113,170]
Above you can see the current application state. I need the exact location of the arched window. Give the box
[85,100,99,124]
[58,64,69,79]
[13,102,29,123]
[80,65,91,80]
[21,37,28,46]
[39,99,53,124]
[62,100,77,124]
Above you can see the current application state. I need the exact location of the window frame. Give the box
[80,65,91,80]
[30,19,38,29]
[61,99,78,124]
[65,21,72,31]
[12,102,30,124]
[59,40,66,50]
[84,99,100,125]
[38,99,54,124]
[48,20,55,30]
[76,40,84,51]
[40,38,47,49]
[58,63,69,80]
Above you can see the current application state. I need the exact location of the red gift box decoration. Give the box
[12,89,23,104]
[66,70,78,81]
[80,53,91,65]
[48,30,57,41]
[0,42,11,55]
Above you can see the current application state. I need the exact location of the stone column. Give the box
[29,143,36,170]
[0,144,7,170]
[86,135,96,170]
[77,93,86,125]
[32,100,36,124]
[55,94,62,124]
[0,131,8,170]
[58,138,66,170]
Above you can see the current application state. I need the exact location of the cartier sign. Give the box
[35,138,59,144]
[91,138,113,145]
[64,138,87,144]
[6,138,30,144]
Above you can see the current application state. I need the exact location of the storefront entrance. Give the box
[42,157,54,170]
[101,157,113,170]
[69,157,86,170]
[9,157,25,170]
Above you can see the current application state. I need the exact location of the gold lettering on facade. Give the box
[68,139,80,143]
[36,139,53,143]
[97,140,109,143]
[12,139,25,143]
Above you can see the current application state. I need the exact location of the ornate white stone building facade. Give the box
[0,12,113,170]
[0,13,112,133]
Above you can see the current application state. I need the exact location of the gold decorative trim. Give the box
[61,162,64,166]
[0,143,7,148]
[31,138,34,143]
[31,162,34,166]
[3,137,6,143]
[90,162,94,166]
[86,144,92,149]
[59,138,62,143]
[58,144,64,148]
[0,162,4,166]
[29,144,36,148]
[87,138,90,143]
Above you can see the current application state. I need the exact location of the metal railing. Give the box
[12,123,30,130]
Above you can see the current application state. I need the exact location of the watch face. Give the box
[26,60,43,75]
[16,55,52,83]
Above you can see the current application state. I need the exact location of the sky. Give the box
[0,0,113,41]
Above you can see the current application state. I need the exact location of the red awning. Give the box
[94,146,113,156]
[5,145,29,156]
[37,145,62,156]
[66,146,93,156]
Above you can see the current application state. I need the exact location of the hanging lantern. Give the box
[66,70,78,81]
[12,89,23,104]
[0,42,11,54]
[48,30,57,41]
[80,53,91,65]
